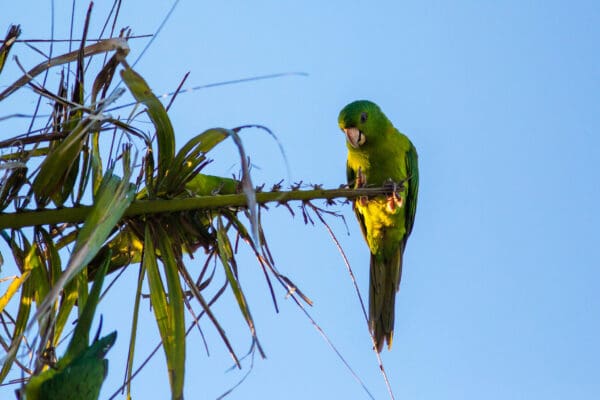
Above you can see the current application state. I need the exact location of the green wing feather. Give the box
[404,143,419,242]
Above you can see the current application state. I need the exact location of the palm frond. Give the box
[0,6,384,399]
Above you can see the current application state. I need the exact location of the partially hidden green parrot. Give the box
[338,100,419,352]
[23,332,117,400]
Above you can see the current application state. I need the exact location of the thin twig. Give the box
[288,286,376,400]
[309,203,396,400]
[109,281,230,399]
[165,71,190,112]
[5,35,152,43]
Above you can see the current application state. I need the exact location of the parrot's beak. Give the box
[344,127,365,148]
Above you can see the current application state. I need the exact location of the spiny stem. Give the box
[0,186,400,229]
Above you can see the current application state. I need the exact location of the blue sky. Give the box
[1,1,599,399]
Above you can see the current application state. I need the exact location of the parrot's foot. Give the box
[356,167,368,206]
[384,179,403,212]
[356,167,367,187]
[386,194,403,212]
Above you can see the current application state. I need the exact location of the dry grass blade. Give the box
[216,217,264,358]
[0,37,129,102]
[0,25,21,75]
[177,259,241,368]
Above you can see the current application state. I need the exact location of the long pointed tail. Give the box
[369,245,403,352]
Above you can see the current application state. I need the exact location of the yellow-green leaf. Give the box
[121,67,174,183]
[31,116,94,207]
[216,217,258,339]
[156,225,185,400]
[60,255,110,367]
[126,262,146,398]
[165,128,230,193]
[0,239,36,383]
[32,171,135,329]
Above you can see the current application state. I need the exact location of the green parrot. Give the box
[24,332,117,400]
[338,100,419,352]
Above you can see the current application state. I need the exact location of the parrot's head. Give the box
[338,100,390,150]
[87,331,117,360]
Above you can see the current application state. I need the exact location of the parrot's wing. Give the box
[354,206,368,244]
[404,143,419,240]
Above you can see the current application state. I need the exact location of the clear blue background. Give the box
[1,1,599,399]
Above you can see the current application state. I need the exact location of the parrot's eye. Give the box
[360,112,368,123]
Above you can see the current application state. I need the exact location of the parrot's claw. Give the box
[384,179,403,212]
[356,167,367,188]
[355,167,369,206]
[386,194,403,212]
